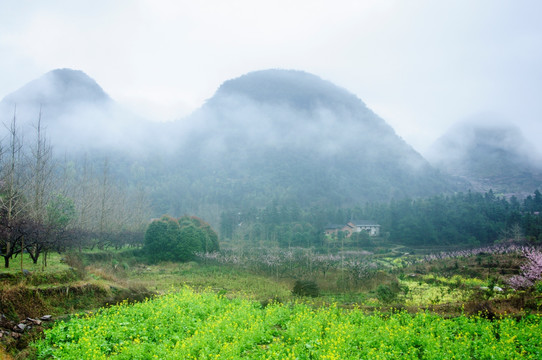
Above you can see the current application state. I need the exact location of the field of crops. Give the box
[33,287,542,359]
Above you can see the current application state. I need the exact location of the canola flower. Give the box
[34,286,542,359]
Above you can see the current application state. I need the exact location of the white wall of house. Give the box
[355,225,380,236]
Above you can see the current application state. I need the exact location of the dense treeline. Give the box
[220,202,322,248]
[220,190,542,248]
[2,111,541,266]
[143,146,457,223]
[383,190,542,245]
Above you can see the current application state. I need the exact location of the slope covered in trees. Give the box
[150,69,460,216]
[0,68,153,154]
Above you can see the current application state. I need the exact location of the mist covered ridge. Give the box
[2,68,540,220]
[154,69,459,214]
[429,120,542,195]
[0,68,150,154]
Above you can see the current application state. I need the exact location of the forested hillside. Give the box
[147,70,460,217]
[0,69,153,154]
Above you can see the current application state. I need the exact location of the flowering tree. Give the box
[508,247,542,290]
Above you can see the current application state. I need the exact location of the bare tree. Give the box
[52,155,149,251]
[499,223,524,243]
[24,108,55,265]
[63,155,100,250]
[0,107,26,268]
[74,155,99,235]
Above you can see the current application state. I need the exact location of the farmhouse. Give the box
[324,220,380,237]
[324,223,355,237]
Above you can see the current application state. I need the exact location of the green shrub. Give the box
[292,280,320,297]
[144,215,219,263]
[376,283,401,304]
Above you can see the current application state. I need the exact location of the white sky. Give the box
[1,0,541,155]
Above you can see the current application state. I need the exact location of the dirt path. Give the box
[389,245,406,255]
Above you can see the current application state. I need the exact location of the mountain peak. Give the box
[210,69,364,113]
[171,68,456,208]
[2,68,109,106]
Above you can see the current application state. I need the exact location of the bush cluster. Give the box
[144,215,219,263]
[292,279,320,297]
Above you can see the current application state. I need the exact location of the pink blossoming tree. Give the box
[508,247,542,290]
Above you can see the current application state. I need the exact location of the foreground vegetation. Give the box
[1,241,541,359]
[33,287,542,359]
[2,184,541,358]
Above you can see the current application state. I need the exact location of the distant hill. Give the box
[2,68,110,106]
[428,121,542,194]
[153,70,459,214]
[0,68,151,153]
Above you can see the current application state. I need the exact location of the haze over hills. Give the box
[0,68,151,154]
[2,68,110,106]
[4,67,540,220]
[157,69,459,214]
[428,121,542,194]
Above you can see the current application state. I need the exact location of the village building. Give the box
[324,220,380,237]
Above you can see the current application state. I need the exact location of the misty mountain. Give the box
[428,121,542,193]
[154,70,458,214]
[0,67,461,221]
[0,68,151,154]
[2,68,110,106]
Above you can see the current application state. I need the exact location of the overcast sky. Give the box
[1,0,541,154]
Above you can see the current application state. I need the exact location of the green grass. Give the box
[0,252,71,276]
[62,248,525,309]
[0,247,526,312]
[102,261,294,303]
